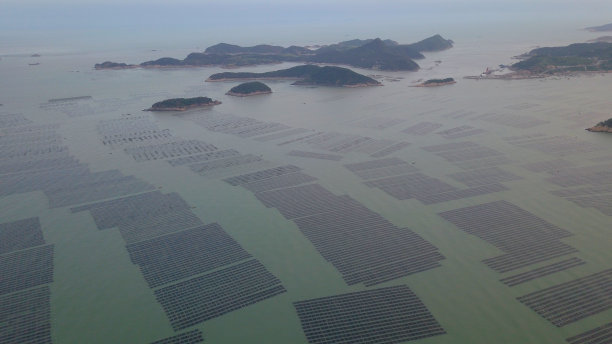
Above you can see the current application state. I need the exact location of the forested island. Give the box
[208,65,380,87]
[414,78,456,87]
[226,82,272,96]
[94,35,453,71]
[586,23,612,32]
[511,42,612,74]
[94,61,138,70]
[145,97,221,111]
[586,118,612,133]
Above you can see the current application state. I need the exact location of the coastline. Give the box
[226,91,272,97]
[586,125,612,133]
[412,81,456,87]
[207,77,301,82]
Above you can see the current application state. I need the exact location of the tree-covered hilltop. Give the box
[226,82,272,96]
[292,66,381,87]
[512,42,612,73]
[94,61,137,69]
[586,23,612,32]
[587,117,612,133]
[423,78,455,85]
[405,34,454,52]
[208,65,379,87]
[207,65,322,81]
[146,97,221,111]
[96,35,453,71]
[310,38,421,71]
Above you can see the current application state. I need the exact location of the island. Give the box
[94,61,139,70]
[95,35,453,72]
[586,23,612,32]
[586,118,612,133]
[226,82,272,97]
[208,65,381,87]
[467,41,612,79]
[144,97,221,111]
[414,78,456,87]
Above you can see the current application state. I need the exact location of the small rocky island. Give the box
[586,118,612,133]
[226,82,272,96]
[95,61,138,70]
[415,78,456,87]
[145,97,221,111]
[208,65,380,87]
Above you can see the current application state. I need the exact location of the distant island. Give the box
[586,23,612,32]
[95,61,138,70]
[95,35,453,72]
[588,36,612,43]
[226,82,272,96]
[586,118,612,133]
[208,65,381,87]
[511,42,612,74]
[414,78,456,87]
[145,97,221,111]
[468,42,612,79]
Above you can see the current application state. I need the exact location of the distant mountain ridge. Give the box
[586,23,612,32]
[96,34,453,72]
[512,42,612,73]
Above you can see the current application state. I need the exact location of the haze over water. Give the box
[1,1,612,343]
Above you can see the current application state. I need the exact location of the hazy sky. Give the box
[2,0,611,53]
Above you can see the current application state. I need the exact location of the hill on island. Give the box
[226,82,272,96]
[587,117,612,133]
[208,65,380,87]
[512,42,612,73]
[145,97,221,111]
[586,23,612,32]
[97,35,453,71]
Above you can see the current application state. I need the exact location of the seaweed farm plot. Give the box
[565,322,612,344]
[167,149,240,167]
[73,189,286,331]
[436,125,486,139]
[346,157,506,204]
[522,159,575,173]
[0,218,45,255]
[155,259,286,331]
[97,116,175,148]
[350,117,406,130]
[0,112,33,128]
[477,113,549,129]
[421,141,513,170]
[188,112,290,138]
[439,201,577,273]
[71,191,203,244]
[124,140,218,162]
[289,150,342,161]
[507,135,601,155]
[126,224,252,288]
[401,121,443,135]
[0,244,54,296]
[517,269,612,327]
[293,286,445,344]
[226,168,445,286]
[447,167,523,187]
[150,330,204,344]
[500,258,586,287]
[0,286,52,344]
[253,128,313,142]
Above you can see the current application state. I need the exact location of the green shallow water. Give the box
[1,24,612,344]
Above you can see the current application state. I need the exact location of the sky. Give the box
[1,1,611,53]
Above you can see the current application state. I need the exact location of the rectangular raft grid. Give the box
[126,224,252,288]
[74,189,286,330]
[0,286,52,344]
[500,258,586,287]
[566,322,612,344]
[0,218,45,255]
[439,200,577,273]
[351,117,406,130]
[401,122,443,135]
[293,286,445,344]
[155,259,286,331]
[0,245,55,296]
[150,330,204,344]
[517,269,612,327]
[226,167,445,286]
[287,150,343,161]
[478,113,549,129]
[436,125,486,139]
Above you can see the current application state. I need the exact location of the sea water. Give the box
[1,11,612,344]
